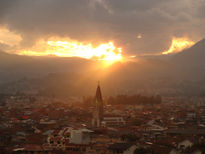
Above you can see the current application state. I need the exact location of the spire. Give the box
[92,82,104,127]
[95,82,102,103]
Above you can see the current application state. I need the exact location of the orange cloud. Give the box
[162,37,195,55]
[18,37,123,64]
[0,27,22,46]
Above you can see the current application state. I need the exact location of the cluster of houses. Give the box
[1,86,205,153]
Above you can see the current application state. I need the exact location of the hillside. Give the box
[1,37,205,97]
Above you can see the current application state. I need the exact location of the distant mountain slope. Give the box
[1,37,205,97]
[173,38,205,67]
[0,51,93,83]
[170,38,205,80]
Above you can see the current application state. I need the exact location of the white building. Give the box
[101,116,126,127]
[70,128,93,145]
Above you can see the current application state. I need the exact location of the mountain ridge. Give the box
[1,38,205,96]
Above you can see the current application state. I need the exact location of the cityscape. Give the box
[0,83,205,153]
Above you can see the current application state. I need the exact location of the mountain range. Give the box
[0,38,205,97]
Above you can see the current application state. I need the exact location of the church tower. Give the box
[92,82,104,127]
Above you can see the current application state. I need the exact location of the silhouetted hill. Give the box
[0,51,94,83]
[1,37,205,97]
[171,38,205,80]
[173,38,205,66]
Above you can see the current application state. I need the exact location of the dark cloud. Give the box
[0,0,205,54]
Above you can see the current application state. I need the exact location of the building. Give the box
[92,83,104,127]
[102,115,126,127]
[70,128,93,145]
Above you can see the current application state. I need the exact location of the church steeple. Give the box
[95,82,103,103]
[92,82,104,127]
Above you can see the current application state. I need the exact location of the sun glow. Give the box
[18,38,123,65]
[162,37,195,55]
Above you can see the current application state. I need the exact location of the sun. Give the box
[18,38,123,65]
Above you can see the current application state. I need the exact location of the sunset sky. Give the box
[0,0,205,61]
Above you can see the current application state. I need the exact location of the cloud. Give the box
[0,0,204,55]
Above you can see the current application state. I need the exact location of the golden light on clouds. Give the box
[162,37,195,55]
[0,27,22,46]
[18,37,123,65]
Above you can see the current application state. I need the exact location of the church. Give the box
[92,83,104,127]
[91,83,126,128]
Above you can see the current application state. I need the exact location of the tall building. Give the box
[92,83,104,127]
